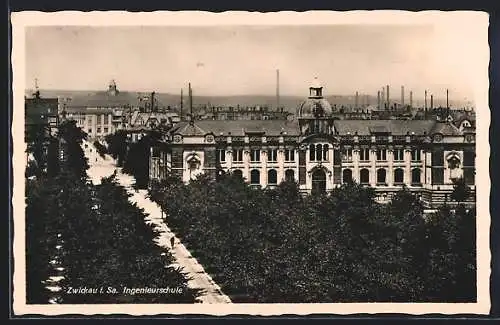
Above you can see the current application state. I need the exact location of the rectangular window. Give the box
[463,150,475,166]
[217,149,226,163]
[299,166,307,185]
[267,149,278,162]
[284,149,295,162]
[103,127,109,134]
[359,148,370,161]
[342,148,353,162]
[97,127,102,133]
[432,149,444,166]
[376,149,387,161]
[432,168,444,185]
[250,149,261,162]
[233,149,243,162]
[412,149,421,161]
[88,128,92,134]
[464,168,475,185]
[393,149,404,161]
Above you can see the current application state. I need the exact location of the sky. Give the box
[25,23,482,100]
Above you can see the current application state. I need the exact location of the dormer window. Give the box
[309,87,322,97]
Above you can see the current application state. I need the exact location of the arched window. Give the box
[285,169,295,182]
[233,169,243,179]
[342,169,353,183]
[411,168,421,184]
[377,169,387,185]
[268,169,278,185]
[309,144,315,161]
[360,168,370,184]
[316,144,323,161]
[312,169,327,195]
[394,168,404,184]
[323,144,329,161]
[250,169,260,185]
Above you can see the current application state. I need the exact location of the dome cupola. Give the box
[297,77,333,118]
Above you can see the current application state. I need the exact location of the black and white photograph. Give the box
[11,11,490,315]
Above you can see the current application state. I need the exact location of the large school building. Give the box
[149,79,476,207]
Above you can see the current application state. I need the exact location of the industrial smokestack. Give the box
[424,90,428,119]
[150,91,156,112]
[409,91,413,108]
[430,94,433,110]
[401,86,405,106]
[377,91,381,109]
[381,87,385,109]
[446,88,449,109]
[189,83,193,119]
[386,85,390,109]
[180,88,183,120]
[355,91,359,108]
[276,69,280,110]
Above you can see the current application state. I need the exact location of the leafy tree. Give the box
[148,176,476,303]
[57,120,89,179]
[123,134,155,189]
[58,174,199,303]
[93,140,107,159]
[105,130,128,166]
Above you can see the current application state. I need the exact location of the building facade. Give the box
[150,79,476,208]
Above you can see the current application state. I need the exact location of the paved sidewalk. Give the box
[85,141,231,304]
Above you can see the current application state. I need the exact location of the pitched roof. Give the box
[430,121,463,136]
[332,120,436,135]
[172,120,301,136]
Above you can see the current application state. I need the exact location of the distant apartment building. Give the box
[25,92,59,137]
[61,80,179,140]
[62,80,140,139]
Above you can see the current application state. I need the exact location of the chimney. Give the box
[355,91,359,108]
[189,82,193,119]
[377,91,381,109]
[386,85,390,108]
[150,91,155,113]
[430,94,433,110]
[276,69,280,110]
[424,90,428,119]
[409,91,413,108]
[401,85,405,106]
[180,89,183,120]
[446,88,449,109]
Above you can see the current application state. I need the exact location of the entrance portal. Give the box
[311,169,327,195]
